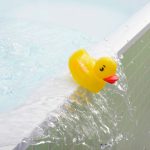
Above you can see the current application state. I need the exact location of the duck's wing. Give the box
[77,59,90,75]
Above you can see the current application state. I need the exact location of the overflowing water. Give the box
[19,58,134,150]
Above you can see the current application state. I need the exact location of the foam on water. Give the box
[0,21,97,112]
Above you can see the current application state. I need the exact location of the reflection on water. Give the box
[19,59,134,150]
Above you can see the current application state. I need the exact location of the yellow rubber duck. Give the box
[68,49,119,93]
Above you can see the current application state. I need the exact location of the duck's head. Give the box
[94,57,119,84]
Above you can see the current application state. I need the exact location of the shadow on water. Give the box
[22,59,134,150]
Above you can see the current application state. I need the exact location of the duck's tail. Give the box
[68,49,88,84]
[69,49,87,63]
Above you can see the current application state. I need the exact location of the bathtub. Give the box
[0,0,150,149]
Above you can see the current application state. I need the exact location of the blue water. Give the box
[0,0,149,112]
[0,21,98,112]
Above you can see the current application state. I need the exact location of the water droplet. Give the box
[119,54,124,59]
[73,138,76,143]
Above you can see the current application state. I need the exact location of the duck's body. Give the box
[69,49,106,93]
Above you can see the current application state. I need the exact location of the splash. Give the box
[23,58,133,150]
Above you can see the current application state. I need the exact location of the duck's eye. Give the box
[100,65,106,71]
[100,67,104,72]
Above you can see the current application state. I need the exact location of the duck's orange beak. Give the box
[104,75,119,84]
